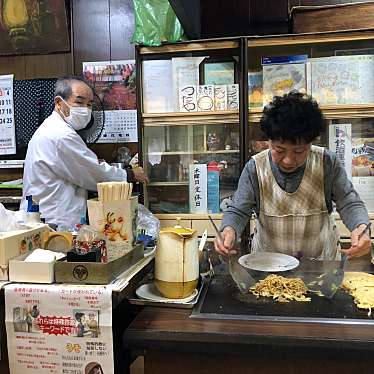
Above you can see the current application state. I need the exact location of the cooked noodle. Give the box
[250,274,311,303]
[342,272,374,317]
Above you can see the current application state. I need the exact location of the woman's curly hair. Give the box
[260,91,325,144]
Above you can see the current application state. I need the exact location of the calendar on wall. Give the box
[97,110,138,143]
[83,60,138,144]
[0,74,16,155]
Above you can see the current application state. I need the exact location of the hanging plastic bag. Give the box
[136,204,160,246]
[0,203,29,231]
[131,0,186,46]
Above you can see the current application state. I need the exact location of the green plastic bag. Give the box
[131,0,186,46]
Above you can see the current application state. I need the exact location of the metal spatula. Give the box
[208,216,255,293]
[319,223,371,299]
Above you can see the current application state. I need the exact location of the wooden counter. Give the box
[124,305,374,374]
[125,257,374,374]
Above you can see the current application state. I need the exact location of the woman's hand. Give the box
[340,223,371,258]
[214,226,237,256]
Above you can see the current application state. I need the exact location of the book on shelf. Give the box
[142,60,173,113]
[261,55,308,65]
[172,57,205,111]
[248,71,263,108]
[203,61,235,85]
[262,55,308,106]
[310,55,374,104]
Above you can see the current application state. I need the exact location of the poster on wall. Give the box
[83,60,137,143]
[0,0,70,55]
[0,74,16,155]
[5,283,114,374]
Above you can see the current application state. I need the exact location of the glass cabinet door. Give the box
[143,122,240,213]
[327,118,374,212]
[248,118,374,215]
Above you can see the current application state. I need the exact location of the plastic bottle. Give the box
[25,195,41,225]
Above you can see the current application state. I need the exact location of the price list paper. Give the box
[0,74,15,155]
[5,284,114,374]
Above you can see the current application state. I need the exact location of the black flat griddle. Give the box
[191,260,374,323]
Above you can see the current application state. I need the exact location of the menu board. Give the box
[0,74,15,155]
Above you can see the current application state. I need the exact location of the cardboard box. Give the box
[9,250,65,284]
[54,243,144,284]
[87,196,138,261]
[0,224,50,280]
[292,3,374,34]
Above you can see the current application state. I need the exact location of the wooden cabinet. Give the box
[136,39,243,225]
[246,30,374,241]
[137,30,374,240]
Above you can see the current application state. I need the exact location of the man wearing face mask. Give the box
[22,76,147,229]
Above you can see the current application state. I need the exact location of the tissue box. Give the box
[9,249,64,284]
[0,224,50,280]
[87,196,138,261]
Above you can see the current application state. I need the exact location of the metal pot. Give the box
[155,218,199,299]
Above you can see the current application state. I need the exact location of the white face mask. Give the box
[58,97,92,131]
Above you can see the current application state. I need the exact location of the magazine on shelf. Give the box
[172,57,205,111]
[262,55,308,106]
[142,60,173,113]
[310,55,374,104]
[248,71,263,108]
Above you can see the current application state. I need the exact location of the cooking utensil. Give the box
[320,223,371,299]
[208,215,255,293]
[199,230,208,252]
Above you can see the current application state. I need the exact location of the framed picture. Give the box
[0,0,70,55]
[201,59,236,85]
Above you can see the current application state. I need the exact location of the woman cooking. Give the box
[214,91,371,260]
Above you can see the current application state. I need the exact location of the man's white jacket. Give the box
[22,111,127,228]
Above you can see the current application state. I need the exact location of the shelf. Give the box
[139,40,239,55]
[249,104,374,122]
[142,110,239,126]
[0,160,24,169]
[147,182,189,187]
[147,150,240,156]
[155,213,223,220]
[247,29,374,48]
